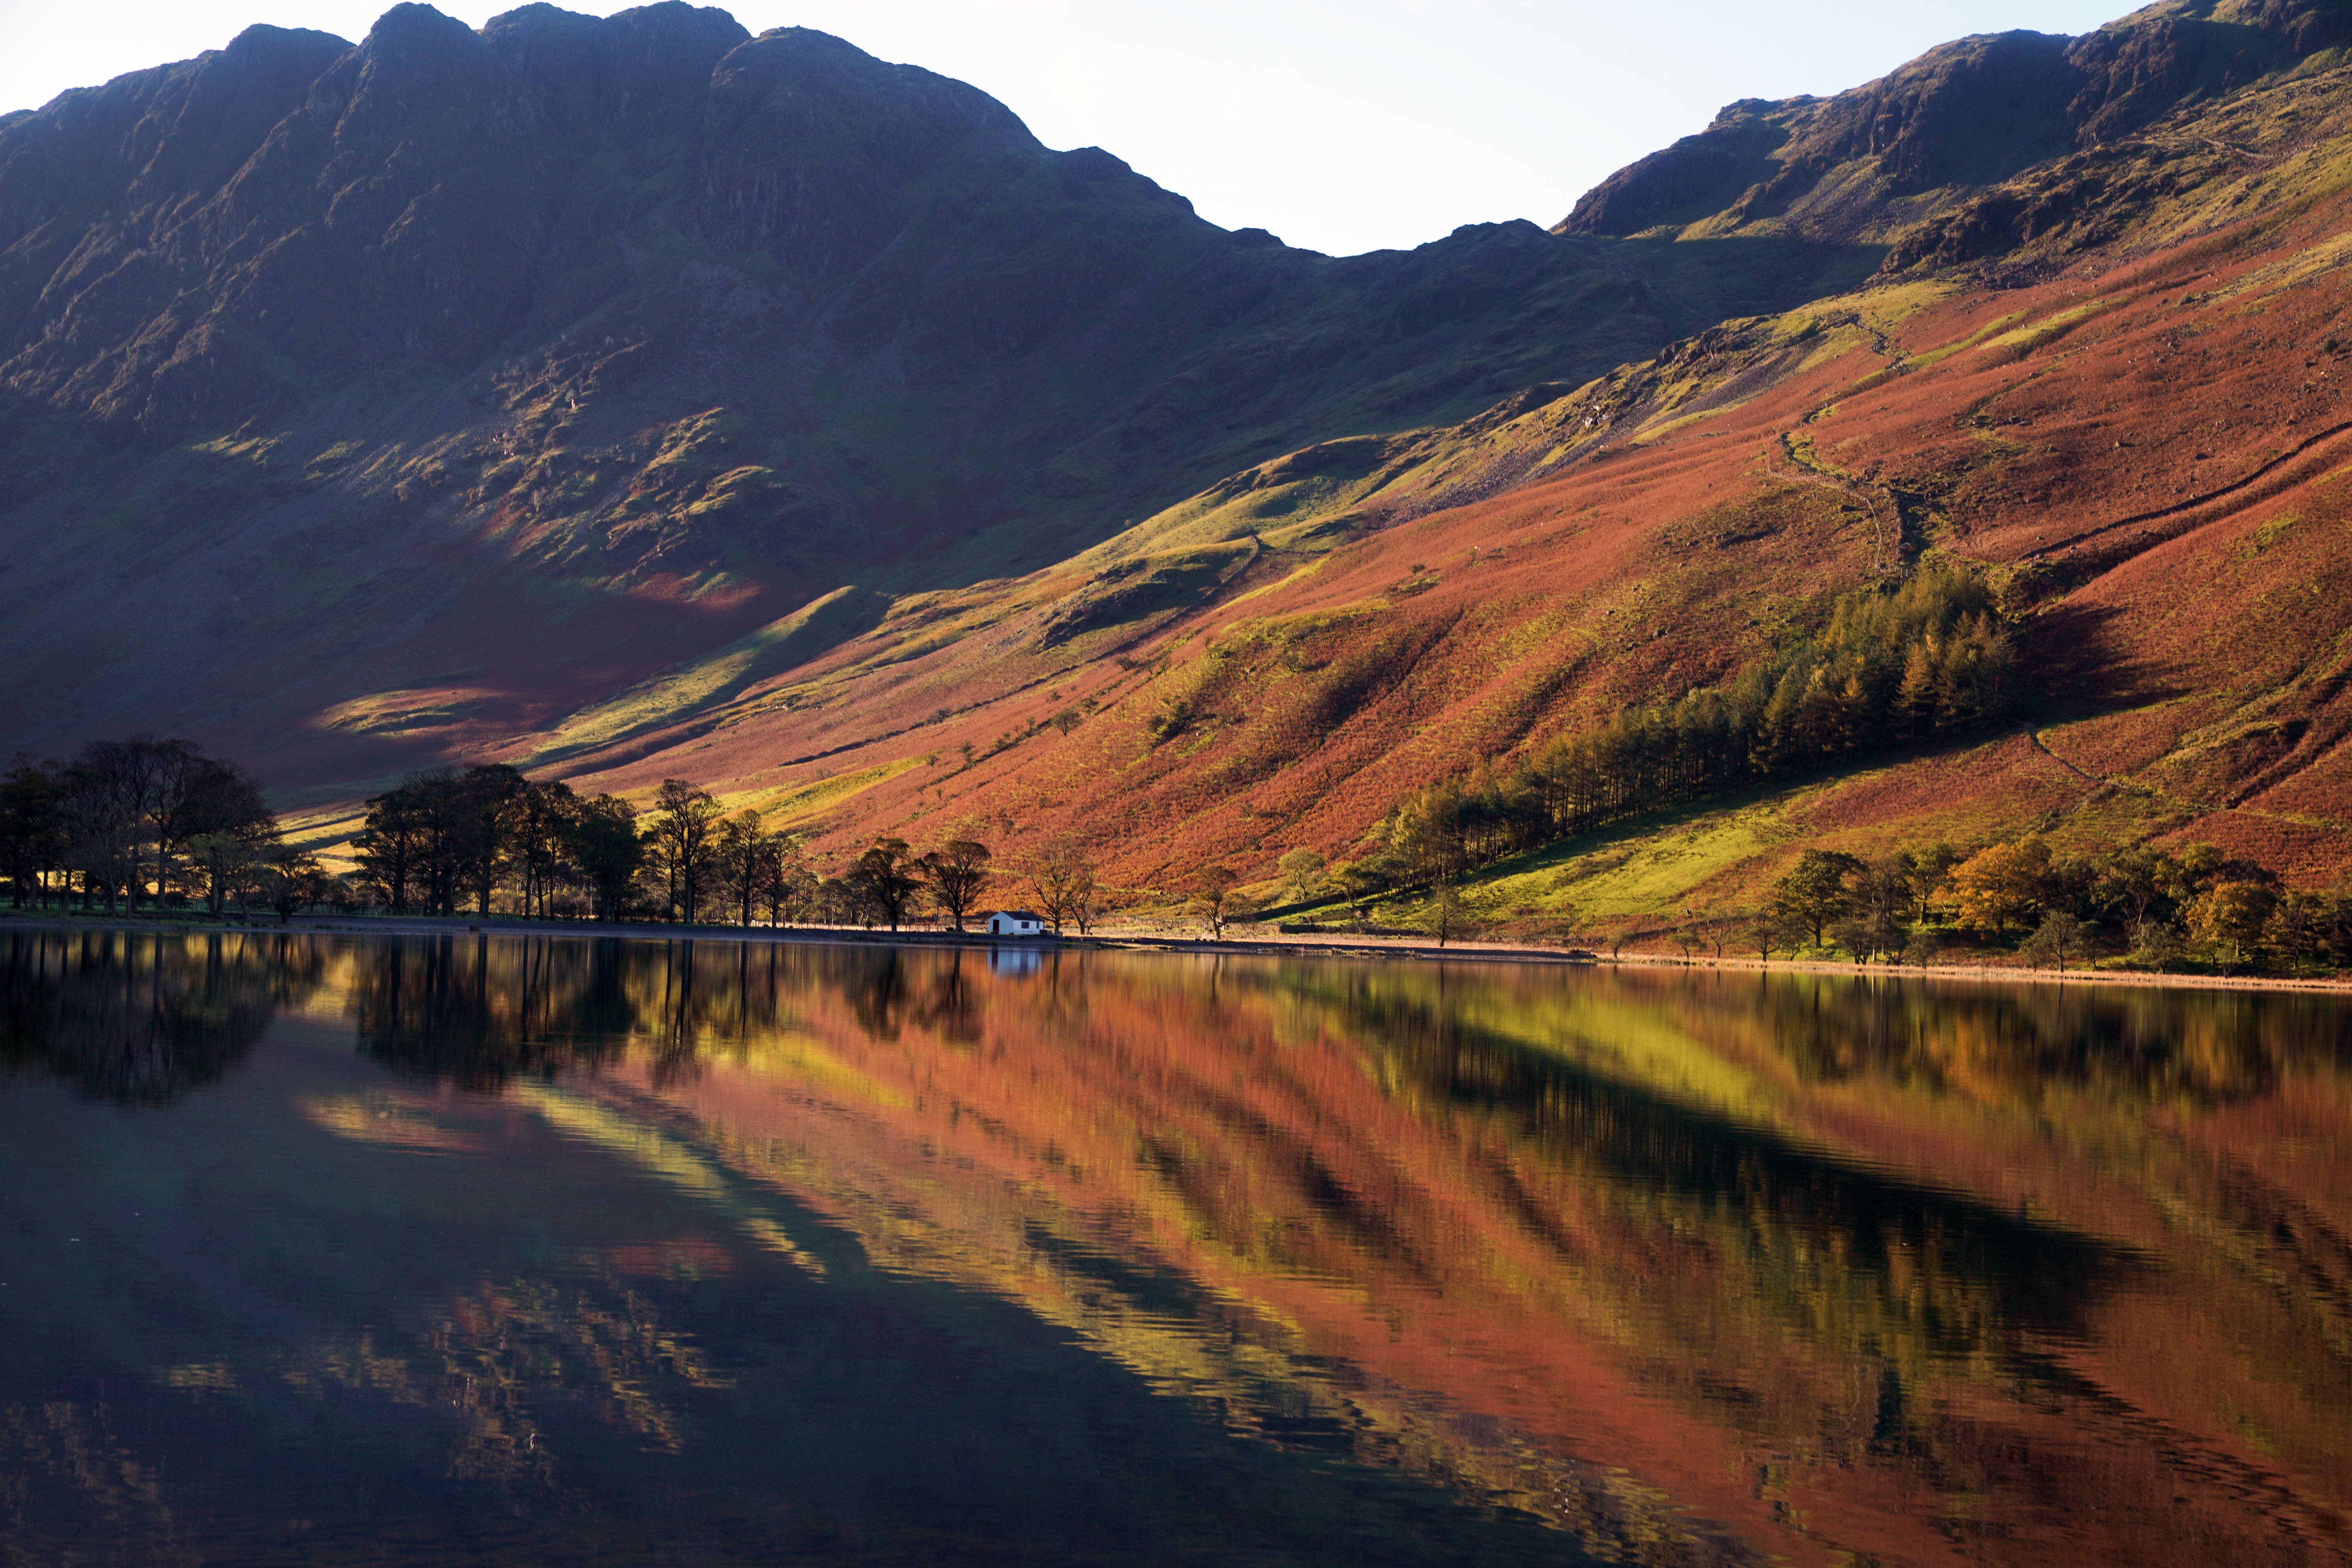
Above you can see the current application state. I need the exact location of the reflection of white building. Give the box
[986,910,1046,937]
[989,947,1044,978]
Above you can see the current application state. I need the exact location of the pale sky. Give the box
[0,0,2131,255]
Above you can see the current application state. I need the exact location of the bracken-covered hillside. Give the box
[9,0,2352,911]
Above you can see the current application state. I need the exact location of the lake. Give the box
[0,929,2345,1566]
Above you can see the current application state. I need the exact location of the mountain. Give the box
[0,1,1871,787]
[1559,0,2352,250]
[7,0,2352,907]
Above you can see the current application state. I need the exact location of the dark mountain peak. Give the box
[357,2,487,66]
[1560,0,2344,244]
[583,1,752,62]
[1061,145,1132,180]
[220,23,357,65]
[479,2,747,134]
[711,24,1039,151]
[2116,0,2352,53]
[1710,97,1803,128]
[481,0,748,55]
[688,25,1047,272]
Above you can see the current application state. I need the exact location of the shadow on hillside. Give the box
[2025,597,2181,711]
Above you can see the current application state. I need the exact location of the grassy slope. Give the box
[469,58,2352,922]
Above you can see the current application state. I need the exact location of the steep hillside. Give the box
[0,1,1870,789]
[510,6,2352,908]
[1559,0,2352,249]
[11,0,2352,917]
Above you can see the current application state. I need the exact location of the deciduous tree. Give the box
[922,838,993,932]
[258,852,336,924]
[715,811,773,927]
[1190,866,1242,937]
[1421,879,1491,948]
[1772,849,1864,949]
[566,794,643,921]
[1025,838,1096,937]
[354,783,426,914]
[645,779,723,921]
[2266,891,2329,966]
[1951,837,2052,936]
[457,765,528,917]
[1277,848,1328,903]
[506,780,582,918]
[0,759,64,908]
[761,834,817,926]
[2188,881,2278,968]
[849,838,924,931]
[185,830,268,916]
[2020,909,2091,972]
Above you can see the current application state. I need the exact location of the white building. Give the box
[986,910,1046,937]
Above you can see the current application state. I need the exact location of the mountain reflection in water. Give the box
[0,929,2346,1567]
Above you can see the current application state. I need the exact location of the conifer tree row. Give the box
[1365,564,2016,886]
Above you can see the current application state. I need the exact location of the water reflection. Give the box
[0,927,323,1101]
[0,929,2346,1566]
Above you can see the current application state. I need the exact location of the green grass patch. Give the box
[735,759,923,827]
[1982,296,2115,358]
[1479,803,1784,920]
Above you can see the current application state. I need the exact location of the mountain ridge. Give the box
[8,0,2352,915]
[1559,0,2352,248]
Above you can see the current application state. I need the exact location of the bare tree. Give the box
[1190,867,1242,937]
[922,838,992,932]
[762,834,816,926]
[715,811,772,927]
[1025,838,1097,937]
[645,779,723,921]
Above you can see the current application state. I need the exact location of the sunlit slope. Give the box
[20,0,2352,879]
[542,94,2352,895]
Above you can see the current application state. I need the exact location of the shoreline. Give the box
[4,910,2348,996]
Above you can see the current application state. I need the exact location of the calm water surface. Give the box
[0,930,2347,1566]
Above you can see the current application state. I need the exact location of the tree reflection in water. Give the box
[0,932,2345,1568]
[0,929,322,1102]
[352,933,646,1089]
[346,938,998,1081]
